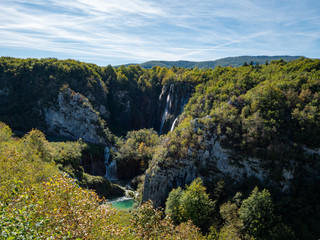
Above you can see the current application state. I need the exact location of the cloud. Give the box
[0,0,319,65]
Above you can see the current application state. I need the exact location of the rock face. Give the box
[108,82,193,135]
[142,159,198,207]
[108,89,158,134]
[111,90,132,128]
[142,117,318,207]
[156,83,192,134]
[43,88,107,144]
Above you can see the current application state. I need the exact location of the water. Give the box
[104,146,110,164]
[170,117,178,132]
[104,149,136,210]
[104,146,118,180]
[110,197,135,209]
[106,181,137,210]
[159,84,174,134]
[105,160,118,180]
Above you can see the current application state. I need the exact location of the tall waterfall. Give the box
[104,146,118,180]
[170,117,179,132]
[159,84,174,134]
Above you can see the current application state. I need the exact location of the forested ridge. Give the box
[122,55,302,69]
[1,56,320,239]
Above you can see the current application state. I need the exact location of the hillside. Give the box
[1,56,320,239]
[121,55,302,69]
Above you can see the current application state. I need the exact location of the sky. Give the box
[0,0,319,66]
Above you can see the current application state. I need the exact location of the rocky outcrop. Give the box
[43,88,107,144]
[142,159,198,207]
[142,117,318,207]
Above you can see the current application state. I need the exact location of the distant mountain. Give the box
[121,56,302,69]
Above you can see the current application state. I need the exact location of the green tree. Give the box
[165,187,183,224]
[239,187,277,239]
[165,178,215,231]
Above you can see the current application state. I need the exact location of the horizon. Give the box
[0,55,305,67]
[0,0,319,66]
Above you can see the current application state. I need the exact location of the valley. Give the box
[1,56,320,239]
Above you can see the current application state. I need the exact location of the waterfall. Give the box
[104,146,118,180]
[159,84,174,134]
[104,146,110,166]
[170,117,179,132]
[106,161,118,180]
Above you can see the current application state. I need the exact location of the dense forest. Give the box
[122,55,301,69]
[1,56,320,239]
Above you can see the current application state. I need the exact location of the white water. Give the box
[108,196,133,204]
[104,146,118,180]
[108,183,137,209]
[106,160,118,180]
[170,117,179,132]
[159,84,174,134]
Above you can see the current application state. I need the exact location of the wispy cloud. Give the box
[0,0,319,65]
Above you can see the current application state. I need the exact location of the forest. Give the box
[0,56,320,239]
[122,56,301,69]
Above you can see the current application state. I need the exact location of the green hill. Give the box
[121,55,302,69]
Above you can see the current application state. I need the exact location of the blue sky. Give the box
[0,0,319,66]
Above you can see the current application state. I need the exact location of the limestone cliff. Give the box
[142,117,318,207]
[43,88,107,144]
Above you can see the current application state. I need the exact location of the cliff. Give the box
[43,88,107,144]
[142,117,318,207]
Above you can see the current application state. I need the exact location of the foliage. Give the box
[219,201,244,239]
[0,122,12,142]
[0,57,108,131]
[180,57,320,153]
[1,56,320,239]
[132,200,204,240]
[116,129,160,179]
[165,187,183,224]
[239,187,278,239]
[165,178,215,232]
[23,129,54,162]
[1,57,319,150]
[0,123,204,239]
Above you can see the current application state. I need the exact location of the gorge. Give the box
[1,56,320,239]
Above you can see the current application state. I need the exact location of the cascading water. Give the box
[106,161,118,180]
[169,95,190,132]
[170,117,179,132]
[104,146,118,180]
[104,146,110,169]
[159,84,174,134]
[107,179,137,209]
